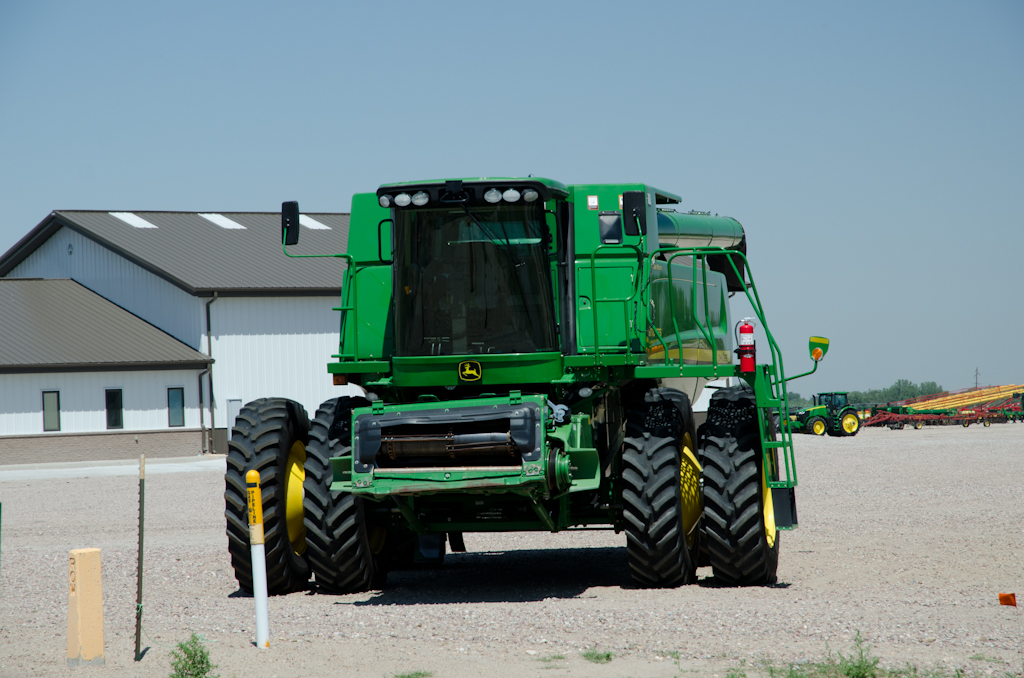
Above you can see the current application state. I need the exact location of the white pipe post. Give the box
[246,470,270,649]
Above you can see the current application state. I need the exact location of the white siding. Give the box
[0,369,203,436]
[209,296,360,425]
[8,227,205,349]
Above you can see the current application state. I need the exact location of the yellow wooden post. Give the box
[67,548,104,667]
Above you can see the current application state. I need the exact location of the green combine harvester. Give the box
[224,178,828,593]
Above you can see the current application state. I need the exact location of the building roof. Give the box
[0,279,213,372]
[0,210,351,296]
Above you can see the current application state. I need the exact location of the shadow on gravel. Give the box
[697,577,792,589]
[348,545,630,605]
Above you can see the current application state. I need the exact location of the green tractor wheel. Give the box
[224,398,312,595]
[808,416,827,436]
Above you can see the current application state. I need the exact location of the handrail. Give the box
[584,244,645,362]
[645,245,796,487]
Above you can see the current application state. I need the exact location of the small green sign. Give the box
[809,336,830,362]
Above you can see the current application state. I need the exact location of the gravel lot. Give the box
[1,424,1023,677]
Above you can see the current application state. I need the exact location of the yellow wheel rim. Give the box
[842,413,859,434]
[679,433,702,548]
[285,440,307,556]
[762,462,776,548]
[368,525,387,555]
[812,420,826,435]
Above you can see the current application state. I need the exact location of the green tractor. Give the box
[790,392,860,437]
[224,178,828,593]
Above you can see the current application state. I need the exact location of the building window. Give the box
[42,391,61,432]
[168,387,185,427]
[105,389,123,429]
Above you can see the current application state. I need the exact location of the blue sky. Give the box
[1,1,1021,394]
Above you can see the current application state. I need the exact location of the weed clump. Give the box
[581,646,613,663]
[169,633,217,678]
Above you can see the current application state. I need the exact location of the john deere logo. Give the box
[459,360,482,382]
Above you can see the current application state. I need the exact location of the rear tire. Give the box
[225,398,311,594]
[303,396,384,593]
[839,411,860,436]
[701,386,779,586]
[621,387,700,587]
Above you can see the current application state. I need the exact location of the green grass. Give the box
[581,646,614,664]
[393,672,433,678]
[749,632,998,678]
[968,653,1007,664]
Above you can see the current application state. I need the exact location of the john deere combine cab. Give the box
[790,392,860,437]
[224,178,828,593]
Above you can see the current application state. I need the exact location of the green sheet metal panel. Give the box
[338,193,394,363]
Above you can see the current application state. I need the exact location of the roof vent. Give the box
[299,215,331,230]
[198,213,246,230]
[109,212,158,229]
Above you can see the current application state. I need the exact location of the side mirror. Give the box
[621,190,646,236]
[282,201,300,246]
[809,336,830,362]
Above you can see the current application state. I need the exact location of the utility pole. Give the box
[975,368,979,390]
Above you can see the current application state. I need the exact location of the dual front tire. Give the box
[225,396,383,595]
[621,385,778,588]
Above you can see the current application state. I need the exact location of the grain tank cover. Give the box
[656,211,744,250]
[657,211,747,292]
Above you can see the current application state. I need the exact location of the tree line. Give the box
[787,379,944,410]
[847,379,943,406]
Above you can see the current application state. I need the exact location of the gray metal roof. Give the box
[0,210,350,295]
[0,279,212,372]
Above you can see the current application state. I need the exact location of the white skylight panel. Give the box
[109,212,158,229]
[198,213,247,230]
[299,215,331,230]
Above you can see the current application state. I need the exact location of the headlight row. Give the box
[379,187,539,209]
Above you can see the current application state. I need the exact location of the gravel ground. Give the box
[1,424,1023,678]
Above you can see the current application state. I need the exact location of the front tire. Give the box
[808,416,826,436]
[621,387,700,587]
[225,398,311,594]
[701,386,779,586]
[303,396,384,593]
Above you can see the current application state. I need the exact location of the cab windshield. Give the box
[393,202,557,356]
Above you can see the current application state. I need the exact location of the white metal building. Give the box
[0,210,358,454]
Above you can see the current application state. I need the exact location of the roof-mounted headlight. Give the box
[394,193,412,207]
[522,189,539,202]
[379,195,392,208]
[484,188,502,204]
[411,191,429,206]
[503,188,521,203]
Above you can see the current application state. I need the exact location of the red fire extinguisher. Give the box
[737,318,755,373]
